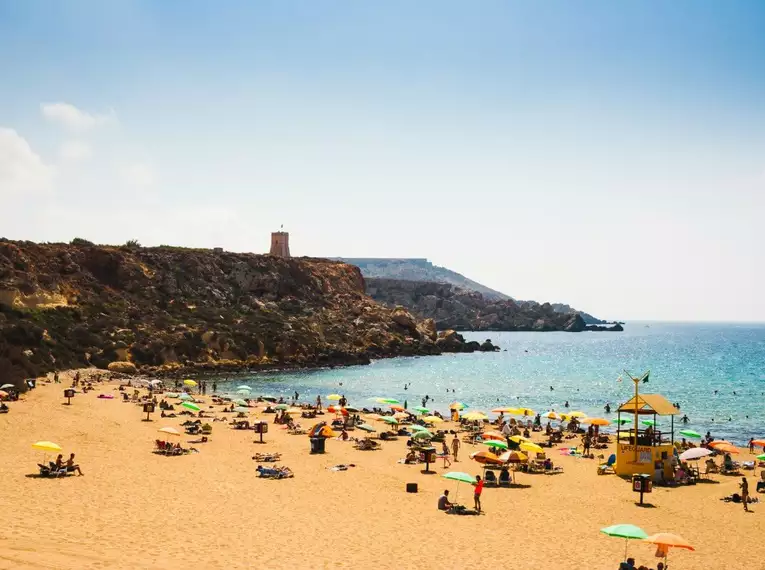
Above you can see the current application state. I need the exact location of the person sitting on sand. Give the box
[405,450,417,464]
[438,489,453,511]
[66,453,84,476]
[0,402,8,413]
[55,454,64,471]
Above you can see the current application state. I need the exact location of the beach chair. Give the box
[38,463,52,477]
[597,454,616,475]
[499,469,511,487]
[484,470,498,487]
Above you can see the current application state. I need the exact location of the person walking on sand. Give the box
[316,395,322,411]
[451,434,461,462]
[741,477,750,512]
[473,475,484,513]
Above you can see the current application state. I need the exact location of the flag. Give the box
[641,370,650,384]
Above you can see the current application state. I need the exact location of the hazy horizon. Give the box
[1,1,763,322]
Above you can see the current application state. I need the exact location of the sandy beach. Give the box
[1,372,763,570]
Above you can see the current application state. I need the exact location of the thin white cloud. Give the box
[121,162,155,188]
[41,102,116,131]
[0,127,52,195]
[59,140,93,162]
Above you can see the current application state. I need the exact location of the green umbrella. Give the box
[615,418,632,425]
[442,471,476,504]
[233,406,250,413]
[679,429,701,438]
[165,392,179,398]
[413,406,430,414]
[483,440,508,450]
[182,402,201,412]
[378,416,398,425]
[376,398,400,404]
[261,396,277,402]
[410,425,429,432]
[641,419,656,427]
[178,393,193,401]
[357,423,376,433]
[274,403,289,411]
[234,399,249,407]
[412,430,433,439]
[600,524,648,561]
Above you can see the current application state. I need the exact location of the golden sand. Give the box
[1,372,763,569]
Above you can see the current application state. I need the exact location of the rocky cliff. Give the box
[0,241,496,386]
[366,278,591,332]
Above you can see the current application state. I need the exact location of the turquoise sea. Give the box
[218,323,765,445]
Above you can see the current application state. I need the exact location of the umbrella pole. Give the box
[624,539,628,562]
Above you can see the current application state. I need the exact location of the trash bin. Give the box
[310,437,327,454]
[632,473,652,504]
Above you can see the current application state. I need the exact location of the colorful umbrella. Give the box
[757,453,765,461]
[182,402,201,412]
[234,399,249,407]
[679,430,701,438]
[233,406,250,414]
[567,411,586,418]
[357,423,376,433]
[443,471,475,484]
[492,407,514,413]
[483,440,508,450]
[470,451,504,465]
[274,403,289,411]
[708,440,732,448]
[582,418,610,426]
[410,424,429,432]
[482,430,505,441]
[0,383,14,390]
[498,450,527,463]
[520,442,544,454]
[158,427,180,436]
[751,439,765,447]
[423,416,443,424]
[641,419,656,427]
[600,524,648,561]
[679,448,712,461]
[236,385,251,391]
[714,443,740,454]
[365,413,382,420]
[449,402,466,410]
[327,394,342,401]
[412,431,433,440]
[462,412,488,421]
[376,397,400,404]
[183,379,197,387]
[509,435,530,443]
[165,392,179,399]
[178,393,193,401]
[544,411,562,420]
[32,441,62,452]
[413,406,430,414]
[389,405,405,412]
[393,412,409,420]
[615,418,632,425]
[643,533,695,565]
[377,416,398,425]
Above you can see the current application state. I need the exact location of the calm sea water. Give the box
[217,323,765,445]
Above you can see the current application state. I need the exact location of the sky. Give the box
[1,1,764,322]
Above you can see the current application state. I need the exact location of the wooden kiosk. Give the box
[615,375,678,480]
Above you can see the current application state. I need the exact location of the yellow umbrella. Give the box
[286,407,303,414]
[462,412,488,421]
[393,412,409,420]
[511,407,535,416]
[498,450,528,463]
[158,427,181,436]
[520,442,544,454]
[509,435,530,443]
[327,394,342,401]
[423,416,444,424]
[365,413,382,420]
[543,411,562,420]
[567,411,586,418]
[183,379,197,387]
[32,441,62,452]
[492,407,515,413]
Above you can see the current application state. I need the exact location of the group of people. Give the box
[437,474,484,514]
[54,453,84,476]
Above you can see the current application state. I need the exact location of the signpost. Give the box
[63,389,75,405]
[143,402,155,422]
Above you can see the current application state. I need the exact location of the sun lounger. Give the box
[597,454,616,475]
[484,470,498,486]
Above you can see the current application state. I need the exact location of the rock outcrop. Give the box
[0,241,497,385]
[366,278,609,333]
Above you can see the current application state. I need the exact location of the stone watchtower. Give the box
[269,231,290,258]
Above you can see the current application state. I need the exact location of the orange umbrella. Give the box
[714,443,740,454]
[498,450,528,463]
[482,430,505,441]
[469,451,504,465]
[582,417,610,426]
[643,533,695,551]
[390,405,405,412]
[708,440,732,448]
[751,439,765,447]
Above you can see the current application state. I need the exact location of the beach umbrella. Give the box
[233,406,250,414]
[158,427,180,436]
[450,402,466,410]
[393,412,409,420]
[520,442,544,454]
[615,418,632,425]
[708,440,732,448]
[513,408,535,416]
[543,411,562,420]
[462,412,488,421]
[509,435,530,443]
[492,407,514,413]
[600,524,648,561]
[286,407,302,414]
[714,443,740,454]
[389,404,405,412]
[641,419,656,427]
[327,394,342,401]
[236,388,252,395]
[149,379,162,386]
[410,424,429,432]
[498,450,527,465]
[679,447,713,461]
[567,411,586,418]
[234,399,250,407]
[483,440,508,450]
[182,402,201,412]
[1,383,14,390]
[442,471,476,503]
[377,416,398,425]
[482,430,505,441]
[183,379,197,387]
[166,392,179,399]
[178,393,193,401]
[582,418,610,426]
[470,451,504,465]
[365,413,382,421]
[413,406,430,414]
[357,423,376,433]
[679,430,701,439]
[643,533,694,565]
[32,441,62,452]
[423,416,443,424]
[376,397,400,404]
[261,396,277,402]
[757,453,765,462]
[236,385,251,391]
[751,439,765,447]
[274,403,289,411]
[412,431,434,440]
[344,406,360,413]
